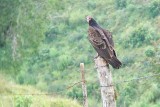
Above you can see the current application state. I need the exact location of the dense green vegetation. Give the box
[0,0,160,107]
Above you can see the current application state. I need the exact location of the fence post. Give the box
[80,63,88,107]
[94,57,116,107]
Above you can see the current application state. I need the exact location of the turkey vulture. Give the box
[86,16,122,69]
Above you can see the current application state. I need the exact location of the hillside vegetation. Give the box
[0,0,160,107]
[0,74,81,107]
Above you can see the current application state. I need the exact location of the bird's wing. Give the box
[102,28,117,57]
[88,27,105,48]
[88,27,113,58]
[92,26,115,53]
[102,29,114,47]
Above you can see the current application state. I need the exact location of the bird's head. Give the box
[86,16,92,23]
[86,16,98,27]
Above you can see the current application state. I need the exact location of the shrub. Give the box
[87,1,96,10]
[67,87,82,100]
[115,0,127,9]
[48,83,66,93]
[14,96,32,107]
[17,74,24,84]
[0,33,6,47]
[68,33,83,43]
[68,10,85,28]
[121,55,135,67]
[17,71,37,85]
[145,46,155,57]
[129,27,146,47]
[50,47,59,57]
[45,28,58,43]
[56,55,73,71]
[124,24,156,48]
[148,0,160,18]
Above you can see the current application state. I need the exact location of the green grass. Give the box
[0,74,81,107]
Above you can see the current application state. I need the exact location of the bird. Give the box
[86,16,122,69]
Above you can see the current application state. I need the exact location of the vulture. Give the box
[86,16,122,69]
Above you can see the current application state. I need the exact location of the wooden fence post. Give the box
[80,63,88,107]
[94,57,116,107]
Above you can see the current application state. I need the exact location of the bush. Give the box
[145,46,155,57]
[121,56,135,67]
[0,33,6,47]
[148,0,160,18]
[129,27,146,47]
[56,55,73,71]
[68,33,83,43]
[48,83,66,93]
[87,1,96,10]
[124,24,156,48]
[115,0,127,9]
[50,47,59,57]
[17,74,24,84]
[17,71,37,85]
[68,10,85,27]
[67,87,82,100]
[45,28,58,43]
[14,96,32,107]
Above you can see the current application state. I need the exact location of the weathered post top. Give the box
[80,63,88,107]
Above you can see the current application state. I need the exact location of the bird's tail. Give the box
[108,57,122,69]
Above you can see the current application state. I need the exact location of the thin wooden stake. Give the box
[80,63,88,107]
[94,57,116,107]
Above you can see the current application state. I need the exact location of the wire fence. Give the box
[0,72,160,96]
[100,72,160,87]
[0,70,160,107]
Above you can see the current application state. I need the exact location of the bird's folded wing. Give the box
[94,28,114,53]
[102,29,114,47]
[88,37,106,49]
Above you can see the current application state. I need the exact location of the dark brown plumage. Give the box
[86,16,122,69]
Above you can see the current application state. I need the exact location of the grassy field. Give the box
[0,74,81,107]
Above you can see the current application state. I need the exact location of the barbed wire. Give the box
[67,80,85,90]
[0,93,55,96]
[0,72,160,96]
[100,72,160,87]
